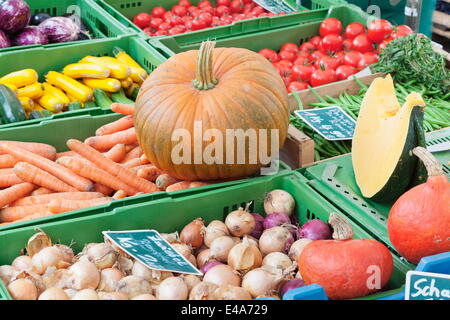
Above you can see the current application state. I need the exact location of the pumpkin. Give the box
[352,74,426,203]
[134,41,289,181]
[298,213,393,300]
[388,147,450,264]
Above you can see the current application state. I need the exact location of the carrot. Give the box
[48,197,113,214]
[0,141,56,160]
[131,164,154,172]
[0,183,36,208]
[165,181,191,192]
[188,182,210,188]
[85,128,137,152]
[0,168,14,174]
[57,156,138,196]
[104,144,127,163]
[14,162,78,193]
[11,211,54,223]
[96,115,134,136]
[31,187,53,196]
[12,192,105,206]
[137,166,164,181]
[0,154,17,168]
[123,157,149,169]
[121,146,142,163]
[56,151,80,159]
[0,173,22,188]
[0,143,93,192]
[67,139,159,193]
[0,204,49,222]
[94,183,114,196]
[156,174,180,191]
[111,103,135,115]
[125,144,139,152]
[112,190,127,200]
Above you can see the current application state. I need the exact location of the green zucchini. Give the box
[84,101,97,109]
[111,88,135,105]
[68,101,82,111]
[93,89,113,109]
[0,84,26,123]
[29,109,53,120]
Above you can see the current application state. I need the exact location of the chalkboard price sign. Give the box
[252,0,296,13]
[294,106,356,141]
[405,271,450,300]
[103,230,202,275]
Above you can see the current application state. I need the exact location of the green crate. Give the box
[298,128,450,268]
[0,171,412,300]
[0,0,133,54]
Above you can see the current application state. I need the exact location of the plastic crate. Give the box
[0,35,158,129]
[0,171,412,300]
[0,0,132,54]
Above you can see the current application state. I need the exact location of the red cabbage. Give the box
[0,30,11,48]
[299,219,332,240]
[38,17,80,43]
[13,26,48,46]
[0,0,30,34]
[250,213,264,239]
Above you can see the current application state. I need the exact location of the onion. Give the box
[54,244,74,263]
[156,277,188,300]
[203,264,241,287]
[225,207,255,237]
[200,261,222,274]
[98,267,124,292]
[209,236,236,262]
[245,236,259,248]
[262,252,294,272]
[87,243,118,270]
[189,281,218,300]
[160,232,179,244]
[115,256,134,275]
[171,243,192,259]
[250,213,265,239]
[183,275,201,293]
[242,268,284,298]
[187,254,197,267]
[64,289,78,299]
[180,218,205,249]
[117,275,152,299]
[299,219,332,240]
[98,292,128,300]
[131,261,152,281]
[288,239,313,261]
[196,249,214,268]
[211,285,252,300]
[8,278,38,300]
[68,261,100,290]
[31,246,66,274]
[264,190,295,216]
[194,244,208,256]
[42,267,70,289]
[280,278,306,298]
[0,265,19,285]
[227,237,262,272]
[132,294,157,300]
[15,270,45,295]
[72,289,99,300]
[27,231,52,258]
[259,226,294,255]
[263,213,291,229]
[38,287,69,300]
[12,256,32,272]
[204,220,229,247]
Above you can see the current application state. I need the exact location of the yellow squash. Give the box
[42,82,70,105]
[17,83,44,100]
[45,71,93,103]
[63,63,110,79]
[38,93,64,113]
[79,56,131,80]
[0,69,38,88]
[82,78,121,93]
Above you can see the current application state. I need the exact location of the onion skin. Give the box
[209,236,236,262]
[242,268,283,298]
[263,213,291,230]
[299,219,332,240]
[227,239,262,272]
[189,281,218,300]
[200,261,222,274]
[156,277,188,300]
[225,208,256,237]
[98,267,124,292]
[8,278,38,300]
[250,214,265,239]
[87,243,118,270]
[196,249,213,268]
[117,275,152,299]
[259,226,294,255]
[204,220,229,247]
[211,285,252,300]
[280,279,306,298]
[203,264,241,287]
[38,287,69,300]
[31,246,65,274]
[264,190,295,216]
[180,218,205,249]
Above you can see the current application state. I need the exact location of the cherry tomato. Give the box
[319,18,342,37]
[344,22,366,40]
[291,64,315,82]
[152,6,166,18]
[172,5,188,16]
[310,36,321,47]
[288,81,309,93]
[217,0,231,6]
[168,25,187,35]
[220,16,233,25]
[230,0,245,13]
[150,17,163,29]
[274,61,293,78]
[335,65,356,80]
[281,43,299,53]
[310,68,336,87]
[321,34,343,53]
[198,0,212,9]
[343,38,353,51]
[316,56,341,70]
[192,17,207,30]
[278,50,297,62]
[357,52,379,68]
[187,6,200,16]
[258,48,279,63]
[164,11,175,20]
[352,34,374,53]
[178,0,191,7]
[335,51,345,64]
[216,5,230,16]
[343,51,363,67]
[133,13,152,29]
[367,19,393,43]
[299,42,315,54]
[389,25,413,40]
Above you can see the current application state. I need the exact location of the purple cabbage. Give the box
[250,213,264,239]
[0,0,30,34]
[13,26,48,46]
[0,30,11,48]
[38,17,80,43]
[299,219,332,240]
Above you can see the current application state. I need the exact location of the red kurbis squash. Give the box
[134,41,289,181]
[388,146,450,264]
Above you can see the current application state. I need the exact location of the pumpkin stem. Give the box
[412,147,443,177]
[328,212,354,241]
[193,41,218,90]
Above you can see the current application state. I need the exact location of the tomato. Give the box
[335,51,345,64]
[310,68,336,87]
[258,48,279,63]
[357,52,379,69]
[294,56,309,66]
[217,0,231,6]
[143,27,152,36]
[281,43,299,53]
[310,36,321,47]
[251,6,265,15]
[316,56,341,70]
[216,5,230,16]
[274,61,293,78]
[243,0,253,4]
[311,50,325,61]
[343,51,363,67]
[198,0,212,9]
[149,17,163,29]
[321,34,343,53]
[299,42,315,54]
[178,0,191,7]
[133,13,152,29]
[155,30,167,36]
[377,39,390,54]
[168,25,187,35]
[283,77,293,88]
[220,16,233,25]
[343,38,353,51]
[164,11,175,20]
[158,22,171,31]
[169,15,184,26]
[187,6,199,15]
[278,50,297,62]
[389,25,413,40]
[192,17,207,30]
[245,13,257,19]
[367,19,393,43]
[258,12,270,17]
[152,6,166,18]
[288,81,309,93]
[230,0,245,13]
[172,5,187,16]
[291,64,315,82]
[352,34,374,53]
[335,65,355,80]
[198,12,213,26]
[243,3,252,13]
[319,18,342,37]
[344,22,366,40]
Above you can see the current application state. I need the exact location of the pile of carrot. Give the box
[0,103,212,226]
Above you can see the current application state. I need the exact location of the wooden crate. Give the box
[280,125,315,169]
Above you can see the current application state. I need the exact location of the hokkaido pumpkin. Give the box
[134,41,289,181]
[352,74,426,203]
[298,213,393,300]
[388,147,450,264]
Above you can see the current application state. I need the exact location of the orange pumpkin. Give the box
[388,147,450,264]
[134,41,289,181]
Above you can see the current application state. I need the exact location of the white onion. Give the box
[189,281,218,300]
[0,265,19,285]
[42,267,70,289]
[115,256,134,275]
[227,237,262,272]
[72,289,99,300]
[245,236,259,248]
[196,249,213,268]
[264,189,295,216]
[98,267,124,292]
[242,268,284,298]
[12,256,32,272]
[225,208,255,237]
[211,285,252,300]
[68,261,100,290]
[183,274,201,293]
[64,289,78,299]
[132,294,157,300]
[98,291,128,300]
[27,232,52,257]
[259,226,294,255]
[31,246,66,274]
[38,287,69,300]
[87,243,118,270]
[288,239,313,261]
[54,244,74,263]
[204,220,229,247]
[171,243,192,259]
[187,254,197,267]
[156,277,188,300]
[131,261,152,281]
[209,236,236,262]
[262,252,294,272]
[203,264,241,287]
[117,275,152,299]
[8,278,38,300]
[160,232,179,243]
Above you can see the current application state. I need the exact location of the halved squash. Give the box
[352,74,426,203]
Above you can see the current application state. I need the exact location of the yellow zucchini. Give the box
[33,102,44,111]
[120,77,133,89]
[45,71,93,103]
[80,56,131,80]
[0,69,38,88]
[18,96,34,112]
[42,82,70,105]
[126,83,139,98]
[66,94,79,103]
[113,47,142,68]
[17,83,44,100]
[4,83,17,94]
[82,78,121,93]
[38,93,64,113]
[63,63,110,79]
[129,67,148,84]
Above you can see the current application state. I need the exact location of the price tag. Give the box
[252,0,296,14]
[405,271,450,300]
[294,106,356,141]
[103,230,202,275]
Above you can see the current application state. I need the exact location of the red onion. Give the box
[200,261,222,274]
[263,213,291,229]
[299,219,332,240]
[280,278,306,298]
[250,214,264,239]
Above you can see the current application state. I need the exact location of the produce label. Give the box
[405,271,450,300]
[294,106,356,141]
[103,230,202,275]
[252,0,296,13]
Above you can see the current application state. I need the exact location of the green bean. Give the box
[309,86,327,103]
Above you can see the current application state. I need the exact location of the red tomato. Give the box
[220,16,233,25]
[335,65,356,80]
[389,25,413,40]
[173,5,188,16]
[187,6,199,15]
[352,34,374,53]
[178,0,191,7]
[149,17,163,29]
[216,5,230,16]
[310,68,336,87]
[143,27,152,36]
[243,0,253,4]
[299,42,315,54]
[274,61,293,78]
[259,48,279,63]
[192,17,207,30]
[343,50,363,67]
[283,77,293,88]
[291,64,315,82]
[335,50,345,63]
[198,12,213,26]
[316,56,341,70]
[319,18,342,37]
[321,34,343,53]
[294,56,309,66]
[158,22,171,31]
[281,43,299,53]
[311,50,325,61]
[152,6,166,18]
[344,22,366,40]
[133,13,152,29]
[164,11,175,20]
[217,0,231,6]
[251,6,265,15]
[243,3,253,13]
[155,30,167,36]
[168,25,187,35]
[343,38,353,51]
[230,0,245,13]
[367,19,393,43]
[377,39,391,54]
[278,59,293,70]
[288,81,309,93]
[358,52,379,68]
[310,36,321,47]
[168,15,184,27]
[198,0,212,9]
[278,50,297,62]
